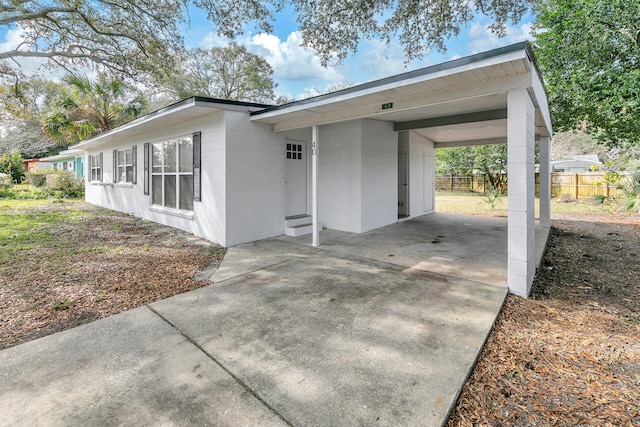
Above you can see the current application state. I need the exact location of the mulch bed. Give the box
[447,213,640,426]
[0,202,225,349]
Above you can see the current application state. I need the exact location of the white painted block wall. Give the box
[360,120,397,232]
[84,110,286,247]
[224,111,286,246]
[84,112,229,245]
[317,120,398,233]
[507,89,536,297]
[317,121,363,232]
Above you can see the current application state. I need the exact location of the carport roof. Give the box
[251,41,552,142]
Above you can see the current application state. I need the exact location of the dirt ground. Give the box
[447,212,640,426]
[0,201,224,349]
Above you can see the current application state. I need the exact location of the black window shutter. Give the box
[143,143,149,195]
[99,152,103,182]
[193,132,201,202]
[132,145,137,185]
[112,150,117,183]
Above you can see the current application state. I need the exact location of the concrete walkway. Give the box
[0,216,509,427]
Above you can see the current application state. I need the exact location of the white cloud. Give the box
[358,39,429,81]
[199,31,344,83]
[247,32,344,82]
[0,27,46,76]
[467,21,535,54]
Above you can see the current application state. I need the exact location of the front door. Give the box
[285,140,307,217]
[398,153,409,217]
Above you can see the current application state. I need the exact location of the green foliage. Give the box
[606,171,640,214]
[26,171,48,187]
[45,172,85,199]
[164,44,276,103]
[484,186,504,210]
[52,299,70,310]
[42,75,148,147]
[533,0,640,147]
[0,152,25,183]
[436,145,509,191]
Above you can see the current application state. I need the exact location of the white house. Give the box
[550,155,601,172]
[73,42,553,297]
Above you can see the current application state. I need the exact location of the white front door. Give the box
[398,153,409,216]
[285,139,307,217]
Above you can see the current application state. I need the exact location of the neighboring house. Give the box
[550,155,602,172]
[39,149,84,179]
[23,159,52,173]
[72,42,553,297]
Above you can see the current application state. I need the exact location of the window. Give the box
[151,136,194,210]
[114,146,136,184]
[286,143,303,160]
[89,153,103,182]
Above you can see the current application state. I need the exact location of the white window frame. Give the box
[116,147,134,183]
[151,136,194,211]
[89,154,102,182]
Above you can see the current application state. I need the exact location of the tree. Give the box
[42,75,147,147]
[0,78,64,156]
[165,44,275,103]
[435,144,508,191]
[0,151,25,183]
[533,0,640,147]
[0,0,184,80]
[1,0,533,79]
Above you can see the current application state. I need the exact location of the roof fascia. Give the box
[251,42,528,120]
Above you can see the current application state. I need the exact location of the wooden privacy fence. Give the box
[436,172,623,199]
[551,172,622,199]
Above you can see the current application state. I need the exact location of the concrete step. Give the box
[285,215,312,228]
[285,222,321,237]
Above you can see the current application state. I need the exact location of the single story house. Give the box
[39,149,84,179]
[23,158,52,173]
[72,42,553,297]
[550,155,601,172]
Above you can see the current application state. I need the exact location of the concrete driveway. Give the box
[0,216,507,426]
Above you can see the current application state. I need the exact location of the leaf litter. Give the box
[0,201,224,349]
[447,213,639,426]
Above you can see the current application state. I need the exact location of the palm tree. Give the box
[42,75,148,147]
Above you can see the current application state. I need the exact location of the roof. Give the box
[40,148,84,162]
[70,97,272,150]
[68,42,552,151]
[251,41,552,143]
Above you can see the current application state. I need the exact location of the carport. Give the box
[252,42,553,297]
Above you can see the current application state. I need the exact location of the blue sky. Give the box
[1,6,535,100]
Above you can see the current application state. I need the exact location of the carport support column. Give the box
[538,136,551,228]
[507,89,536,297]
[312,125,319,247]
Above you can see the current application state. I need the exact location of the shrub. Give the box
[45,171,84,198]
[26,171,48,187]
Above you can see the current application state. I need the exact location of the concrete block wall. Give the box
[224,111,286,246]
[317,121,363,232]
[360,120,397,232]
[84,111,227,246]
[507,89,536,297]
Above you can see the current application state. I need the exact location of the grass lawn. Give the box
[435,190,630,217]
[0,199,224,349]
